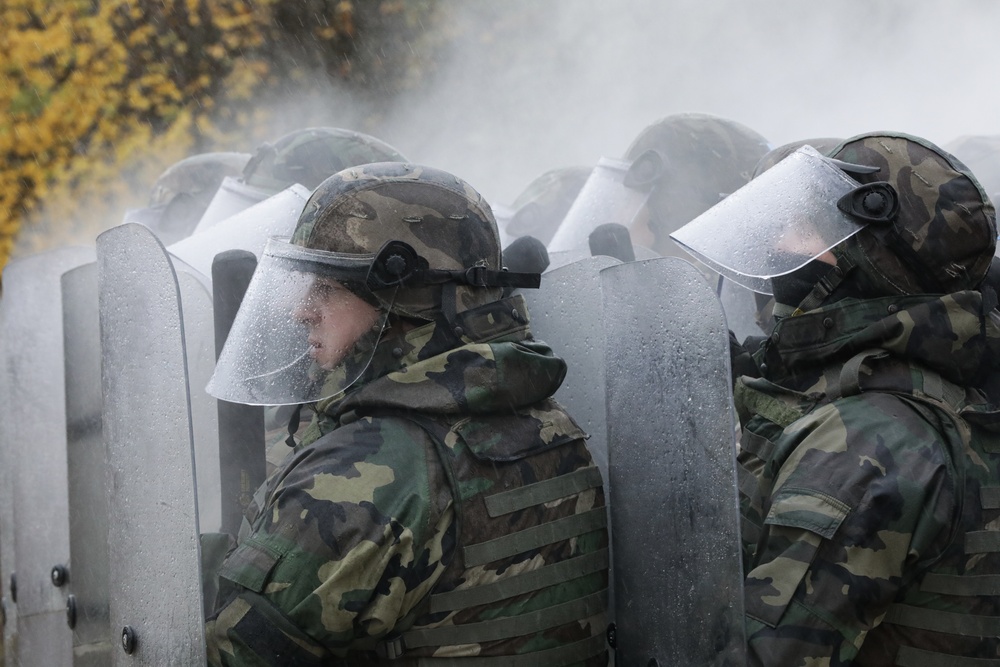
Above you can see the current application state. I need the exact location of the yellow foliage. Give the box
[0,0,442,273]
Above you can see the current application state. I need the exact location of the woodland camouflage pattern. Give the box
[735,287,1000,665]
[829,132,996,297]
[206,293,609,665]
[291,162,504,321]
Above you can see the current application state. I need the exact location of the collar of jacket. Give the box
[310,294,567,426]
[759,290,1000,391]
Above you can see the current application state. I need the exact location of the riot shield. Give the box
[63,261,113,666]
[1,245,94,667]
[526,255,620,484]
[97,223,205,664]
[602,257,745,666]
[522,254,621,653]
[192,175,275,233]
[0,287,14,667]
[169,183,307,285]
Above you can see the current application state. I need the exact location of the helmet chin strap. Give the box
[788,253,857,317]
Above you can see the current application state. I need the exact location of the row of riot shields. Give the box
[0,215,749,665]
[0,182,307,665]
[523,254,747,666]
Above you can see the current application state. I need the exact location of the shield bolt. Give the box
[606,623,617,649]
[66,595,77,629]
[9,573,15,603]
[51,564,69,587]
[122,625,138,654]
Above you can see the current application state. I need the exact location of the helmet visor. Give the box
[207,238,391,405]
[670,145,867,294]
[548,158,651,252]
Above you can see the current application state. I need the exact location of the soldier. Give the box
[549,112,770,257]
[675,133,1000,664]
[204,163,610,665]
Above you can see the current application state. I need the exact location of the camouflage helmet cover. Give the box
[830,132,996,296]
[291,162,503,320]
[149,152,251,207]
[625,112,770,249]
[244,127,408,192]
[943,134,1000,205]
[751,138,843,179]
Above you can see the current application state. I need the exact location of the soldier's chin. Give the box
[311,345,348,372]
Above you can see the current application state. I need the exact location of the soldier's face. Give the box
[294,277,379,370]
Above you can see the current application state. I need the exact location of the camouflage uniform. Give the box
[206,163,609,666]
[733,134,1000,665]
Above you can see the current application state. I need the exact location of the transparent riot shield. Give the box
[526,256,620,484]
[178,270,223,535]
[0,288,15,666]
[602,257,745,667]
[1,245,94,667]
[193,175,275,233]
[522,255,621,653]
[63,261,112,666]
[97,224,205,665]
[175,184,309,278]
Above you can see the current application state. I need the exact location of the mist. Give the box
[365,0,1000,205]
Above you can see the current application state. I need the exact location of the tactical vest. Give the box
[737,350,1000,666]
[367,403,609,667]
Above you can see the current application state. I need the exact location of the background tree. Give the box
[0,0,444,273]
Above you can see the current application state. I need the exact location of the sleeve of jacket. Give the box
[205,416,455,666]
[743,393,961,667]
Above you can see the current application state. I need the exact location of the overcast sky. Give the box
[358,0,1000,204]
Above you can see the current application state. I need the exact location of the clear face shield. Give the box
[207,238,394,405]
[669,145,891,295]
[547,154,661,252]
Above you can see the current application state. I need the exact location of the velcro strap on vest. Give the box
[485,467,603,517]
[429,548,609,613]
[896,645,1000,667]
[886,603,1000,637]
[825,349,887,400]
[920,572,1000,596]
[411,633,607,667]
[464,508,607,567]
[402,590,607,649]
[982,487,1000,510]
[964,530,1000,554]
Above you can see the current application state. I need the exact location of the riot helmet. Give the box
[505,166,591,246]
[827,132,996,298]
[123,152,250,245]
[944,135,1000,212]
[671,133,997,312]
[549,113,770,255]
[627,113,770,251]
[207,163,539,406]
[243,127,408,192]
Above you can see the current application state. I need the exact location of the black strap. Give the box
[418,266,541,289]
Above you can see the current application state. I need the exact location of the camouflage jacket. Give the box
[736,291,1000,666]
[206,295,609,666]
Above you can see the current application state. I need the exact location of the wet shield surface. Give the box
[1,246,94,667]
[602,257,745,666]
[97,224,205,665]
[63,261,113,666]
[525,255,621,484]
